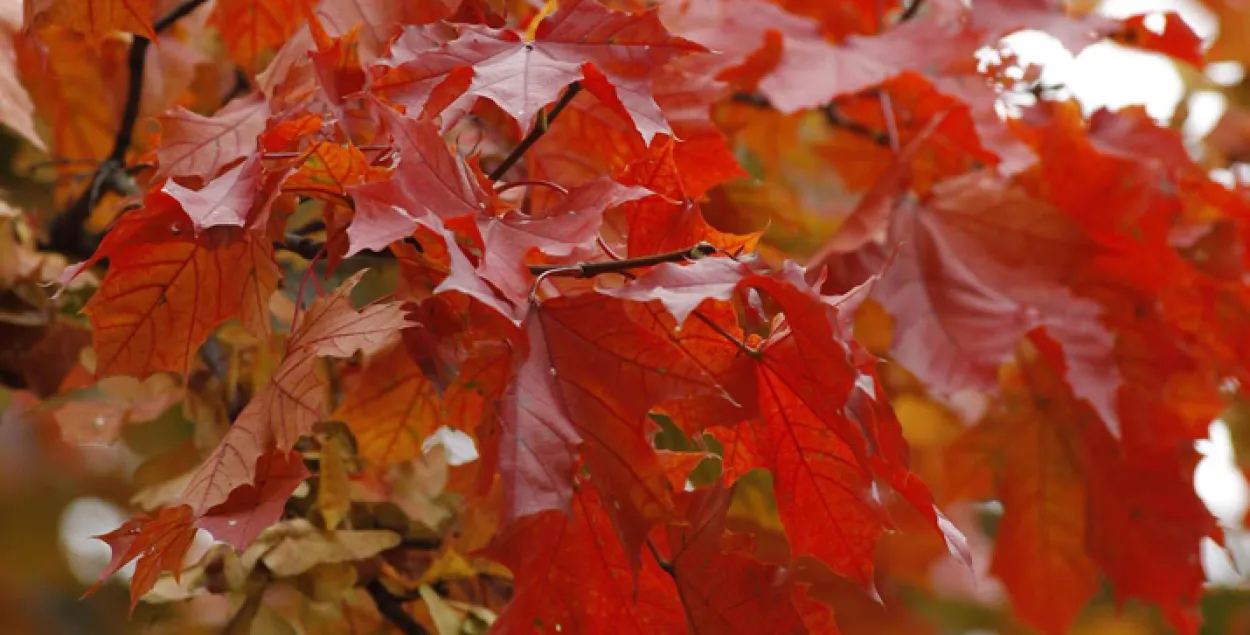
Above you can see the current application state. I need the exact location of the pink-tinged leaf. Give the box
[602,256,756,326]
[972,0,1120,54]
[180,363,322,514]
[156,93,268,179]
[372,0,703,142]
[476,178,652,300]
[757,35,901,113]
[195,449,310,550]
[379,103,487,218]
[657,0,818,77]
[312,0,455,62]
[345,178,422,256]
[286,273,415,360]
[820,170,1121,434]
[0,10,44,150]
[815,111,949,256]
[499,308,581,520]
[82,197,280,379]
[344,104,486,256]
[368,23,472,116]
[427,220,518,321]
[163,156,265,231]
[180,271,412,513]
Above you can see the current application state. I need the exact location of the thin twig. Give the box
[488,82,583,180]
[154,0,210,33]
[275,234,328,260]
[898,0,926,22]
[692,310,757,356]
[646,539,676,576]
[290,219,327,235]
[823,104,891,146]
[495,179,569,196]
[42,0,214,259]
[274,233,419,260]
[730,91,891,147]
[878,89,901,152]
[527,243,716,278]
[365,580,431,635]
[730,92,771,108]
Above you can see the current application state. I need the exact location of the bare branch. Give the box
[42,0,215,259]
[365,580,431,635]
[489,82,583,181]
[527,243,717,278]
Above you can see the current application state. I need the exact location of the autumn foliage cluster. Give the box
[5,0,1250,633]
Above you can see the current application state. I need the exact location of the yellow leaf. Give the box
[318,436,351,530]
[420,585,465,635]
[893,393,964,449]
[418,549,477,587]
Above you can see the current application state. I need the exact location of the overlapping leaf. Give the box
[371,0,704,142]
[179,272,411,515]
[78,196,280,379]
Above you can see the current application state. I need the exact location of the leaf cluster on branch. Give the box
[0,0,1243,633]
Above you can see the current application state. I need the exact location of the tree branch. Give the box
[730,92,890,147]
[646,539,676,576]
[366,580,431,635]
[898,0,926,22]
[488,82,582,180]
[154,0,210,33]
[824,103,891,146]
[527,242,716,278]
[43,0,212,259]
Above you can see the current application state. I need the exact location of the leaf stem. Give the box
[898,0,926,22]
[729,92,891,147]
[154,0,210,33]
[42,0,214,259]
[495,179,569,196]
[692,310,757,356]
[488,82,583,180]
[823,104,891,146]
[527,242,716,278]
[646,539,676,576]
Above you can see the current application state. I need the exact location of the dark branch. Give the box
[729,92,772,108]
[274,233,422,260]
[154,0,211,33]
[692,309,757,356]
[110,37,150,165]
[276,234,327,260]
[366,580,431,635]
[646,539,676,577]
[42,0,214,259]
[730,92,890,147]
[898,0,926,22]
[527,242,716,278]
[488,82,583,180]
[823,104,891,146]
